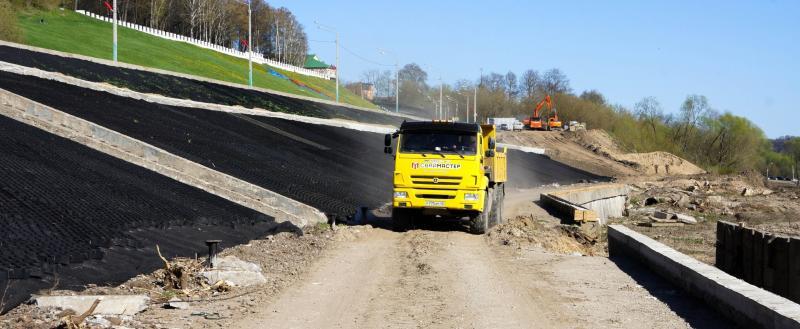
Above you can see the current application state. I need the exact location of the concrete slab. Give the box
[34,295,149,315]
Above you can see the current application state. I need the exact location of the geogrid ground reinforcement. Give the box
[0,115,279,312]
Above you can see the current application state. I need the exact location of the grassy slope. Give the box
[16,9,376,109]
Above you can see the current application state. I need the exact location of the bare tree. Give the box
[543,68,571,95]
[520,69,540,99]
[634,96,663,137]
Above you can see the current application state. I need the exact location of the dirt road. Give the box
[232,227,728,328]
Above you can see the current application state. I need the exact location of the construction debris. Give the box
[200,256,266,287]
[34,295,149,316]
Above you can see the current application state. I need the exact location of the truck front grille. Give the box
[410,175,461,186]
[416,194,455,199]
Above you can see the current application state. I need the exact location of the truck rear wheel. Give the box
[392,208,413,232]
[495,184,505,225]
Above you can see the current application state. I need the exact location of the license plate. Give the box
[425,200,445,207]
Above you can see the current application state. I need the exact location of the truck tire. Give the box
[496,184,505,224]
[392,208,412,232]
[471,189,492,234]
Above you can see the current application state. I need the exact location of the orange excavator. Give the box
[547,104,563,131]
[523,95,562,130]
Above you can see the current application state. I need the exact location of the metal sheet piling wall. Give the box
[716,220,800,304]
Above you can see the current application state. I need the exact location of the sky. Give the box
[271,0,799,138]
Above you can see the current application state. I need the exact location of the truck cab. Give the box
[384,121,507,234]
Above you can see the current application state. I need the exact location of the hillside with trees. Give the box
[4,0,308,66]
[375,64,799,177]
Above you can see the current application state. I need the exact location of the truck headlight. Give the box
[464,193,479,201]
[394,191,408,199]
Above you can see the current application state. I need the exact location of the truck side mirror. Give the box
[488,137,496,150]
[384,134,392,147]
[384,146,392,154]
[485,149,495,157]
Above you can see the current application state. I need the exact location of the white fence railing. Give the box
[75,10,336,80]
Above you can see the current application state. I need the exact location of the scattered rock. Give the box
[644,197,659,206]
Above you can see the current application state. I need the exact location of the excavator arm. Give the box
[533,95,552,119]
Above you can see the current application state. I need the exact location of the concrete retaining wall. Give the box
[609,225,800,329]
[542,184,630,224]
[0,88,327,227]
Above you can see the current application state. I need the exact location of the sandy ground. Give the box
[223,188,729,329]
[229,229,702,329]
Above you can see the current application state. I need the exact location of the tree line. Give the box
[373,63,798,177]
[3,0,309,66]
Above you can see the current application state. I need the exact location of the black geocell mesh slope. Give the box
[0,115,278,313]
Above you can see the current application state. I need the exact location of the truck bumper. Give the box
[392,188,485,212]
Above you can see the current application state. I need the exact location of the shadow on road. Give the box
[350,207,473,234]
[610,255,738,329]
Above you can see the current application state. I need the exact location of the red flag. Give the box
[103,1,113,11]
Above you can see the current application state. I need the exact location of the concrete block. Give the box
[202,256,266,287]
[201,270,266,287]
[34,295,149,315]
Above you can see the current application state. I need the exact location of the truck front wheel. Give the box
[392,207,413,232]
[470,189,493,234]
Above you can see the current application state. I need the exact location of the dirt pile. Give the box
[0,224,371,328]
[487,216,601,256]
[497,129,705,178]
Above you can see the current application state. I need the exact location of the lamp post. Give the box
[233,0,253,86]
[112,0,117,62]
[439,77,443,120]
[316,21,339,103]
[378,48,399,113]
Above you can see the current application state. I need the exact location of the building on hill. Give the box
[304,54,337,80]
[344,82,376,101]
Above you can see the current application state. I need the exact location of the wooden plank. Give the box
[741,227,754,283]
[753,230,765,286]
[790,238,800,304]
[724,223,736,274]
[637,222,684,227]
[732,225,742,277]
[771,236,790,296]
[716,221,726,270]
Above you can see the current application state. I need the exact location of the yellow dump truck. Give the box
[384,121,507,234]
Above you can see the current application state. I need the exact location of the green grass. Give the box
[17,9,377,109]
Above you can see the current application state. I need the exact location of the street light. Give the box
[446,96,458,121]
[438,77,443,120]
[315,21,340,103]
[232,0,253,86]
[112,0,117,62]
[378,48,399,113]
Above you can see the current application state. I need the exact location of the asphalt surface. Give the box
[0,45,404,126]
[0,115,279,313]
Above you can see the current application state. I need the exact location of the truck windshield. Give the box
[400,132,477,154]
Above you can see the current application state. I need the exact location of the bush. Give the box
[0,0,22,42]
